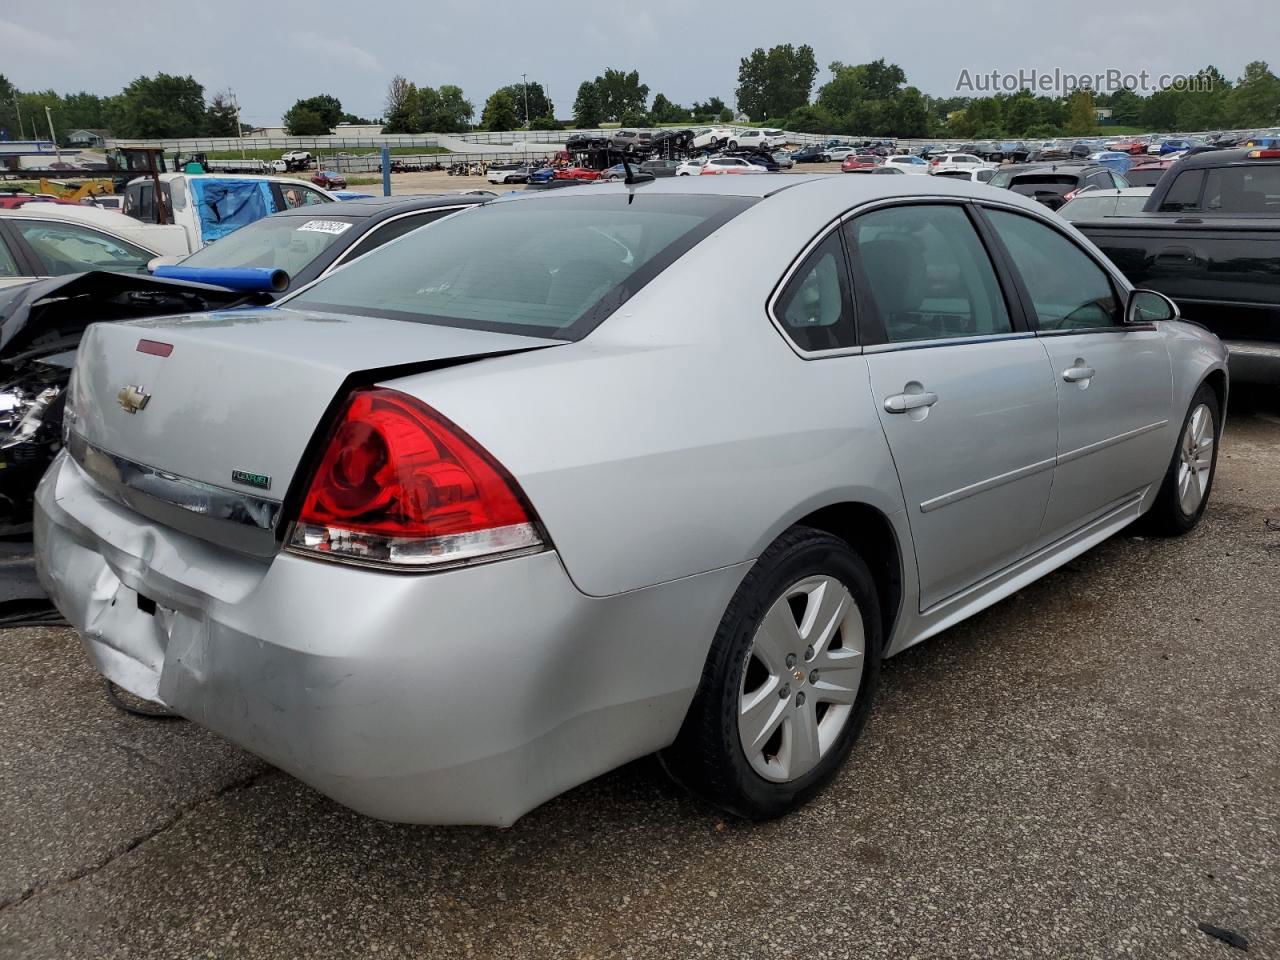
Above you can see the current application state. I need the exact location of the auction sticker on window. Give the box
[297,220,353,235]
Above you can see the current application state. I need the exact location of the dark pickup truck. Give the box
[1073,147,1280,384]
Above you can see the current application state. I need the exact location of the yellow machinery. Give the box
[37,177,115,202]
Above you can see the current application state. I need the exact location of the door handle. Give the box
[884,391,939,414]
[1063,365,1096,383]
[1155,245,1196,266]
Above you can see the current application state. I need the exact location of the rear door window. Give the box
[845,203,1011,343]
[0,233,20,277]
[772,231,855,352]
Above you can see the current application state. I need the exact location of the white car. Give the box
[930,167,997,184]
[485,163,532,185]
[677,157,709,176]
[928,154,992,175]
[690,127,732,151]
[727,129,787,151]
[0,203,191,289]
[881,155,930,175]
[698,157,767,175]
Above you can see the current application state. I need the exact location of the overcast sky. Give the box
[3,1,1276,125]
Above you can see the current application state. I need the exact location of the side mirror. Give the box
[1127,289,1179,324]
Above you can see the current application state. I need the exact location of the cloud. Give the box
[0,19,71,58]
[289,32,384,75]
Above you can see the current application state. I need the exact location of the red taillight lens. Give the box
[1063,190,1077,202]
[289,387,543,567]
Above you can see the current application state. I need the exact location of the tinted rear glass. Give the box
[289,194,752,340]
[1007,174,1077,197]
[181,214,360,276]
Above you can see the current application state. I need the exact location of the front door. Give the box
[981,207,1173,544]
[846,203,1059,610]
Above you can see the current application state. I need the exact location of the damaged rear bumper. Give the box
[35,452,741,825]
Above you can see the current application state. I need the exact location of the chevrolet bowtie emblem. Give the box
[117,385,151,415]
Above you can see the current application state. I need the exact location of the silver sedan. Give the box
[36,175,1227,825]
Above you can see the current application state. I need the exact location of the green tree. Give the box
[690,96,726,119]
[591,69,648,122]
[436,85,474,131]
[283,108,327,136]
[61,92,109,132]
[1108,87,1145,125]
[718,107,733,122]
[340,112,374,125]
[0,75,19,138]
[529,115,562,131]
[736,44,817,120]
[480,89,520,131]
[784,104,839,133]
[382,75,422,133]
[18,90,67,142]
[289,94,343,130]
[1227,61,1280,127]
[206,91,241,136]
[1065,89,1096,135]
[649,93,687,123]
[881,87,930,137]
[1002,91,1040,136]
[496,81,552,126]
[573,81,604,127]
[109,74,207,138]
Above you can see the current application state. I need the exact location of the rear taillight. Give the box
[1063,190,1078,202]
[1248,149,1280,158]
[288,387,543,568]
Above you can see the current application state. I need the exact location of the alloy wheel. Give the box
[738,575,864,782]
[1177,402,1215,515]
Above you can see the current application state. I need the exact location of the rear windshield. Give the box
[289,193,752,340]
[181,214,359,276]
[1006,174,1077,197]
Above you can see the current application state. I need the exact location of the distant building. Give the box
[66,128,111,148]
[333,123,384,138]
[1095,108,1114,121]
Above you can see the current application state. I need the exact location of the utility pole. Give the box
[13,95,24,140]
[232,90,245,159]
[522,73,530,128]
[45,105,60,161]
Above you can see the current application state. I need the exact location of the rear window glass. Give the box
[1157,170,1205,212]
[1202,164,1280,214]
[181,214,358,276]
[1006,174,1077,198]
[289,194,752,340]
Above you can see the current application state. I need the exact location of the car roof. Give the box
[999,161,1100,174]
[0,203,159,229]
[268,193,486,220]
[1167,147,1280,170]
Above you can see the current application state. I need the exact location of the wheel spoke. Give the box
[739,679,787,753]
[799,579,851,657]
[785,705,821,777]
[753,601,800,673]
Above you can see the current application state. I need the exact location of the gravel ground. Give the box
[0,395,1276,960]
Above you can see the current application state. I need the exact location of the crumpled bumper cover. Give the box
[35,452,745,825]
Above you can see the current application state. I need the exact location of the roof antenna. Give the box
[622,152,653,187]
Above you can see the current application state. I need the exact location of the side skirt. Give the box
[888,489,1149,656]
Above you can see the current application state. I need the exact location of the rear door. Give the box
[845,201,1059,610]
[980,205,1172,545]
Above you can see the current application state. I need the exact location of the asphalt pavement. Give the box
[1,397,1277,960]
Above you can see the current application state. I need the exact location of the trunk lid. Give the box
[67,307,561,556]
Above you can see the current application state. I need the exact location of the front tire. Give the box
[1144,382,1221,536]
[662,527,883,820]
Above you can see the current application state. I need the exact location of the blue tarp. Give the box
[190,179,278,243]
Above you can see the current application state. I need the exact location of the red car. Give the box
[553,166,601,181]
[1106,140,1150,155]
[0,193,81,209]
[841,153,881,172]
[311,170,348,190]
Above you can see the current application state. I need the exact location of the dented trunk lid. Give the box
[66,307,561,556]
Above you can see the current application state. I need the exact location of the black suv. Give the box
[986,161,1129,210]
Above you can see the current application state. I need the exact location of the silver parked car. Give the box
[36,176,1227,825]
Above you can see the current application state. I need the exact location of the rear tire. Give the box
[1143,382,1221,536]
[661,527,882,820]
